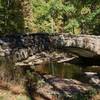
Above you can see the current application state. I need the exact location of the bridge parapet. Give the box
[0,34,100,62]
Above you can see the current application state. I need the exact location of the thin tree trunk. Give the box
[2,0,34,34]
[51,18,54,33]
[19,0,34,33]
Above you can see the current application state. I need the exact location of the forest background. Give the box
[0,0,100,35]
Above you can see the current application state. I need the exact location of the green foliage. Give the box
[32,0,64,33]
[32,0,100,35]
[72,88,97,100]
[0,0,25,34]
[64,19,80,34]
[0,0,99,34]
[0,0,34,34]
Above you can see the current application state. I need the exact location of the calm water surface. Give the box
[35,62,100,80]
[0,57,100,82]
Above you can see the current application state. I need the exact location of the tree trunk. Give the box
[2,0,34,34]
[19,0,34,33]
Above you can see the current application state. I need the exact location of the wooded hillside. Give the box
[0,0,100,35]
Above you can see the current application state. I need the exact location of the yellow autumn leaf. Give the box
[81,7,91,15]
[74,27,81,34]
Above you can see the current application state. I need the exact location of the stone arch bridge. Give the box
[0,33,100,62]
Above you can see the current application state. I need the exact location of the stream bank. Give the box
[0,51,100,100]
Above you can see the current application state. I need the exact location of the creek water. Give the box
[0,56,100,83]
[34,61,100,82]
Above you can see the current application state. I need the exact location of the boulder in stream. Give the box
[32,74,96,100]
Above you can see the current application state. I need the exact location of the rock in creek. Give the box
[84,72,100,86]
[32,74,94,100]
[15,52,75,66]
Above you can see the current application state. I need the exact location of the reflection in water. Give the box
[35,62,82,79]
[35,62,100,80]
[0,56,100,83]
